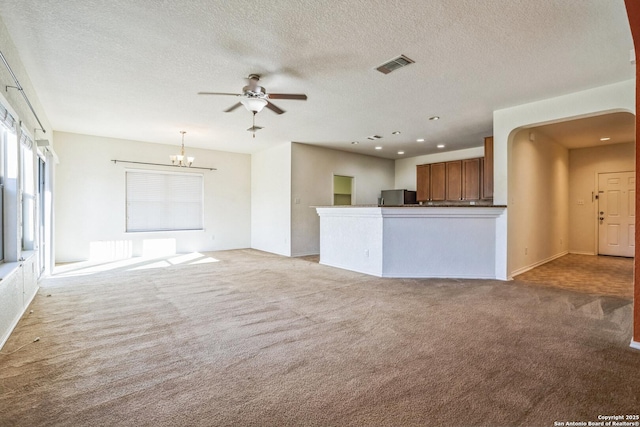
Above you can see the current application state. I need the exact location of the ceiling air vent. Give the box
[367,135,383,140]
[376,55,415,74]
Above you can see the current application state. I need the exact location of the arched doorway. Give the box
[492,79,636,346]
[508,112,635,297]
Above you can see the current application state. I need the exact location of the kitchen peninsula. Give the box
[315,204,507,279]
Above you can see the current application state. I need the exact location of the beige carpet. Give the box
[0,249,638,426]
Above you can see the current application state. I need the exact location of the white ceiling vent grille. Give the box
[376,55,415,74]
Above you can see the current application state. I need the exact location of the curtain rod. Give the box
[111,160,217,171]
[0,50,46,133]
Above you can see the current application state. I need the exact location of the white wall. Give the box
[54,132,251,262]
[509,130,569,276]
[569,142,635,255]
[251,142,292,256]
[394,146,485,190]
[291,143,395,256]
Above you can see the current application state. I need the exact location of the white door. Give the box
[598,171,635,257]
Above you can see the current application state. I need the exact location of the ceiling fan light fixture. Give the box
[241,97,268,113]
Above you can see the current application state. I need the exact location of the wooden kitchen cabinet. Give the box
[416,142,490,202]
[416,164,430,202]
[446,160,462,201]
[462,158,481,200]
[430,162,446,201]
[483,136,494,199]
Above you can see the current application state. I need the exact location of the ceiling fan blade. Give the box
[268,93,307,100]
[198,92,241,96]
[224,102,243,113]
[265,101,285,115]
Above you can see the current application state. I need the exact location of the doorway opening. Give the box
[509,111,635,293]
[333,175,354,206]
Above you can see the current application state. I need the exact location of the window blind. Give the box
[126,170,204,232]
[0,102,16,132]
[19,129,33,149]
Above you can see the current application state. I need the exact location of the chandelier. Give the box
[170,131,194,167]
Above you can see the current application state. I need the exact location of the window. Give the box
[0,129,5,261]
[126,170,204,232]
[0,102,18,261]
[20,132,35,250]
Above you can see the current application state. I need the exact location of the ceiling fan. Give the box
[198,73,307,113]
[198,74,307,136]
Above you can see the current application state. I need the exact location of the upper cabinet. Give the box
[416,164,430,202]
[445,161,462,200]
[462,158,481,200]
[483,137,494,199]
[430,162,446,201]
[416,136,494,202]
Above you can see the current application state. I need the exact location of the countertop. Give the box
[314,203,507,208]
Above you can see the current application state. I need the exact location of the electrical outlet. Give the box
[525,247,528,255]
[365,249,369,257]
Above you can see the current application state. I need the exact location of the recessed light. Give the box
[392,131,401,135]
[416,138,425,142]
[429,116,440,121]
[375,146,382,150]
[600,137,611,141]
[437,144,445,148]
[397,151,405,155]
[351,141,359,145]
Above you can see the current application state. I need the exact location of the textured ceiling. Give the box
[0,0,634,159]
[533,112,636,150]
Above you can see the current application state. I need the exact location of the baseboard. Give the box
[630,341,640,351]
[292,251,320,258]
[510,251,569,278]
[569,251,596,256]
